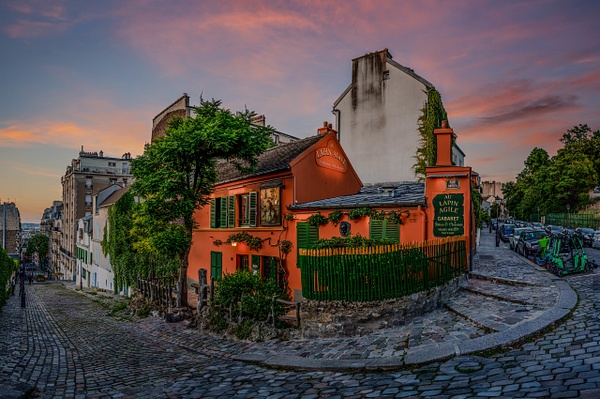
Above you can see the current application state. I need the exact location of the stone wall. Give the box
[297,275,467,339]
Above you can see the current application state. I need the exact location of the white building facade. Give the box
[333,49,465,184]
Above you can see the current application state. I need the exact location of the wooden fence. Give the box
[137,275,177,307]
[298,236,467,302]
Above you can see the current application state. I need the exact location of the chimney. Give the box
[433,120,456,166]
[99,150,104,157]
[317,121,336,135]
[251,114,266,126]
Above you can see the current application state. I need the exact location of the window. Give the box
[85,177,93,189]
[370,219,400,242]
[262,256,279,281]
[297,222,319,250]
[237,255,249,271]
[85,194,92,207]
[210,252,222,282]
[109,178,117,185]
[239,192,258,227]
[210,196,235,228]
[108,162,116,167]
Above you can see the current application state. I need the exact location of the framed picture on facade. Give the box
[260,186,281,226]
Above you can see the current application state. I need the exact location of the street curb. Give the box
[233,262,578,372]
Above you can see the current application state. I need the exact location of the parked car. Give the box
[499,223,517,243]
[510,227,531,251]
[530,222,543,229]
[545,225,564,235]
[593,231,600,249]
[516,229,547,257]
[577,227,596,247]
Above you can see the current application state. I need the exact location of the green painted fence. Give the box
[538,213,600,230]
[299,237,467,302]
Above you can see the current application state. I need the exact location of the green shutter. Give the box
[211,251,222,282]
[210,198,217,228]
[386,221,400,243]
[227,196,235,227]
[370,219,384,240]
[219,197,228,227]
[370,219,399,242]
[297,222,319,249]
[249,192,257,227]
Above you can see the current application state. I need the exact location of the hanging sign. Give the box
[315,139,348,173]
[433,193,464,237]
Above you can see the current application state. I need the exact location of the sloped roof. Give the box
[216,134,324,184]
[288,182,426,210]
[98,185,129,208]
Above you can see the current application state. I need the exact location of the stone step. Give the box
[464,277,558,308]
[445,290,549,333]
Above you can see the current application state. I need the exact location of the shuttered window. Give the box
[239,192,258,227]
[297,222,319,249]
[370,219,400,242]
[210,196,236,228]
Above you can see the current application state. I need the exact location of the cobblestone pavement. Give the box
[1,228,599,398]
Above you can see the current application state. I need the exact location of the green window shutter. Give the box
[210,198,217,228]
[249,192,257,227]
[297,222,319,249]
[211,251,222,282]
[385,221,400,243]
[219,197,228,228]
[370,219,384,240]
[227,196,235,227]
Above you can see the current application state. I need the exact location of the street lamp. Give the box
[495,204,500,247]
[567,204,571,228]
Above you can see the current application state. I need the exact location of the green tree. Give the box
[131,99,274,307]
[26,233,49,268]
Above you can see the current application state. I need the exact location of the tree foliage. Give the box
[130,98,274,307]
[504,125,599,219]
[26,233,49,266]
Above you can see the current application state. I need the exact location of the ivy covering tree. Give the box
[130,98,274,307]
[413,88,448,179]
[503,125,599,219]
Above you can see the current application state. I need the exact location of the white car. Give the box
[510,227,531,251]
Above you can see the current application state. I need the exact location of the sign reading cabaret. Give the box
[433,193,464,237]
[315,139,348,173]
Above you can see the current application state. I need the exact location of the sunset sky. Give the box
[1,0,600,223]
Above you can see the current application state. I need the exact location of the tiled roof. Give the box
[216,134,324,184]
[288,182,426,210]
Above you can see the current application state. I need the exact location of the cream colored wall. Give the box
[336,59,429,184]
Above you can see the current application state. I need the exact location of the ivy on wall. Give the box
[413,88,448,180]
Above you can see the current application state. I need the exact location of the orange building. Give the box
[190,122,478,303]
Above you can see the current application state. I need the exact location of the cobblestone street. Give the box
[1,230,600,398]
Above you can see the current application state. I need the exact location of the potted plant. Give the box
[36,274,46,282]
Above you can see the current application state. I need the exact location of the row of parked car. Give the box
[492,219,600,257]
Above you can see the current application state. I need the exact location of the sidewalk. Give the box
[44,228,578,374]
[228,228,577,370]
[127,228,577,372]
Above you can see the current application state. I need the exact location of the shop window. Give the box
[370,219,400,242]
[210,251,222,282]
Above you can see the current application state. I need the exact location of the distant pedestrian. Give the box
[28,274,33,285]
[11,277,16,295]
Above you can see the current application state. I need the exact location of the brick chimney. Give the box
[318,121,336,135]
[433,120,456,166]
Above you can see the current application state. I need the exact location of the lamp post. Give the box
[567,204,571,228]
[495,204,500,247]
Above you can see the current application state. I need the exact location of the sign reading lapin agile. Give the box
[433,193,464,237]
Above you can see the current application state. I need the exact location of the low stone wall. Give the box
[297,274,468,339]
